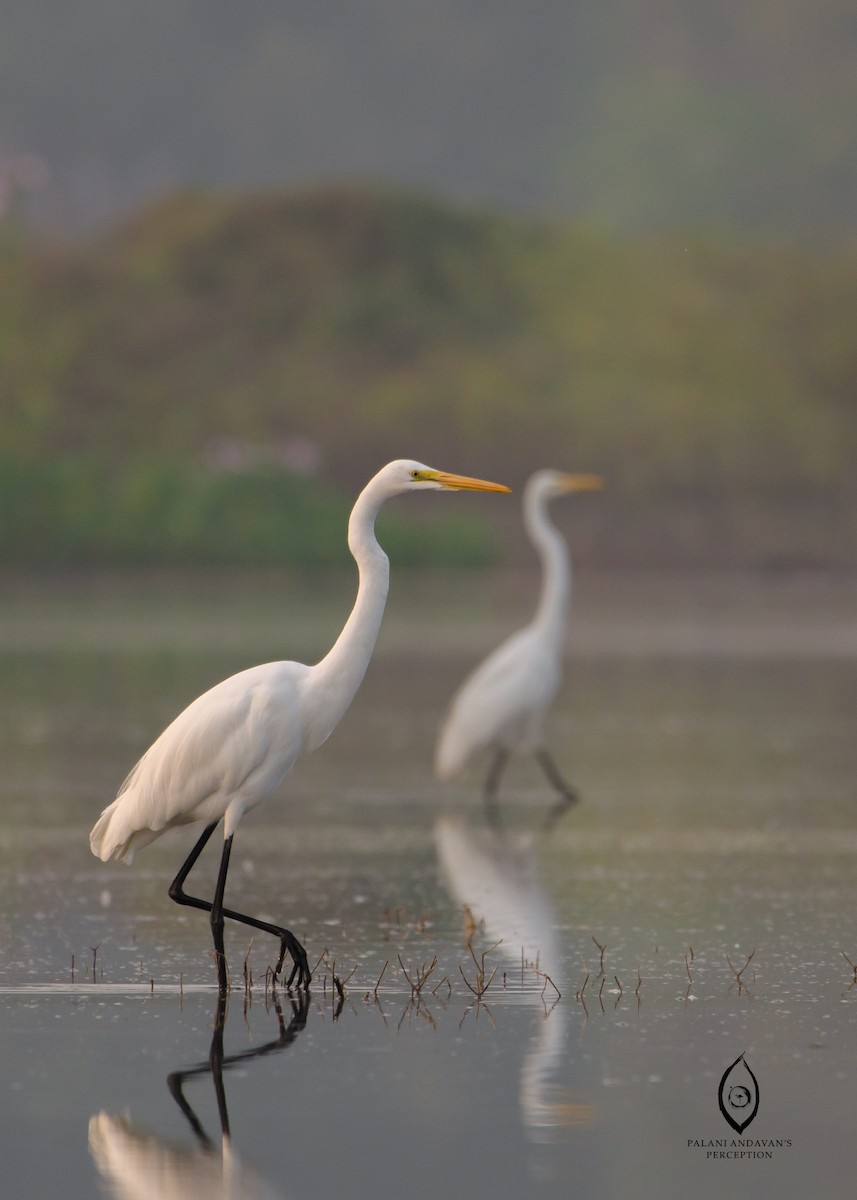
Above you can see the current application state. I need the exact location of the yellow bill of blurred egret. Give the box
[90,460,511,990]
[435,469,602,828]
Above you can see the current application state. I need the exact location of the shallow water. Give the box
[1,569,856,1198]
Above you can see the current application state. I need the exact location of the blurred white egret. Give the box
[90,459,510,990]
[435,469,602,826]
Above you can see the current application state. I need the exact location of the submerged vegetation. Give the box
[2,184,856,565]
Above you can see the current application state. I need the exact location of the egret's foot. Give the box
[273,930,311,991]
[543,786,579,833]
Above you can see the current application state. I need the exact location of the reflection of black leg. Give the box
[167,990,310,1149]
[483,748,509,828]
[167,1068,216,1150]
[168,823,311,991]
[208,992,230,1138]
[534,747,579,831]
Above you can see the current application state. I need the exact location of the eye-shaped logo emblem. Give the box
[718,1054,760,1133]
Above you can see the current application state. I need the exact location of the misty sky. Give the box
[1,0,854,236]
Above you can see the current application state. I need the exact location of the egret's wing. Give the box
[436,629,561,776]
[91,662,308,861]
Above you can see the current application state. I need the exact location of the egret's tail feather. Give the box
[89,802,132,862]
[89,798,158,865]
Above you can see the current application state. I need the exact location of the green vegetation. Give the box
[0,453,498,567]
[2,185,856,566]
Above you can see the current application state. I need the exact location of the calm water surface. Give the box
[1,569,856,1198]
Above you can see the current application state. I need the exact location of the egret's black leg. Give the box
[483,747,510,828]
[169,821,220,899]
[210,834,233,992]
[168,823,311,991]
[534,747,579,831]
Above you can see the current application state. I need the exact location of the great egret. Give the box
[90,459,510,991]
[435,469,602,827]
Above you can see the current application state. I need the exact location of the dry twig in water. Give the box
[243,939,255,996]
[397,953,438,998]
[536,971,562,1000]
[725,947,756,991]
[459,942,500,1000]
[591,934,606,976]
[373,960,389,995]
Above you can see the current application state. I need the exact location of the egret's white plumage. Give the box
[435,469,601,824]
[91,662,309,864]
[90,459,510,987]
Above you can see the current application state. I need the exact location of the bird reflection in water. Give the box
[434,815,597,1142]
[89,989,315,1200]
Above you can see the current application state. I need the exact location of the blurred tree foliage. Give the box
[1,185,856,566]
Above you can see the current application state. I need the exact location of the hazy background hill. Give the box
[2,186,855,567]
[1,0,855,238]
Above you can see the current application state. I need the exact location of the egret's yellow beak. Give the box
[559,473,604,493]
[428,471,512,493]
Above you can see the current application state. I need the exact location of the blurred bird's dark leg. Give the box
[168,822,312,991]
[535,748,579,830]
[483,748,509,828]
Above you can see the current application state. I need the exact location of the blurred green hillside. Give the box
[2,185,856,567]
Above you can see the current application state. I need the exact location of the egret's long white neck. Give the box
[304,480,390,748]
[525,487,571,645]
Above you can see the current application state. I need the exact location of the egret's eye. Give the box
[411,470,421,479]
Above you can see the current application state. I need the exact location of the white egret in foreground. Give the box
[435,469,602,827]
[90,460,510,990]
